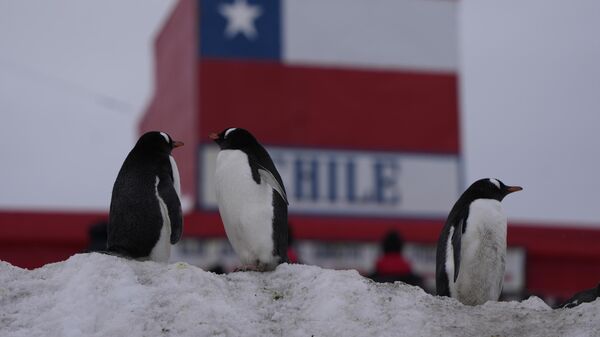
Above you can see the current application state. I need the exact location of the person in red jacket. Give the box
[286,224,300,264]
[370,230,422,287]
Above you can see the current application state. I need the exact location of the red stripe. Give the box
[0,211,105,269]
[4,210,598,297]
[0,211,105,243]
[6,210,592,257]
[198,59,459,153]
[122,213,600,297]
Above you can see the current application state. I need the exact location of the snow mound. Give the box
[1,253,598,337]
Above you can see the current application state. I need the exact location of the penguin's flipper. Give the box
[157,174,183,244]
[247,152,288,205]
[271,188,289,263]
[249,157,288,204]
[451,219,464,282]
[258,167,288,205]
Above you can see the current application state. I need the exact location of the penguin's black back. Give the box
[243,134,288,262]
[435,197,469,296]
[107,133,178,258]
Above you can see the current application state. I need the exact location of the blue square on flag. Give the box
[199,0,281,60]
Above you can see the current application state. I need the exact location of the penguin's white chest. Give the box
[148,155,181,263]
[452,199,507,305]
[169,155,181,199]
[214,150,275,265]
[149,176,172,263]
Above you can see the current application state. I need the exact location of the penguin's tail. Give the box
[101,248,133,260]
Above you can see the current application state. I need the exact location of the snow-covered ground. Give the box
[1,253,598,337]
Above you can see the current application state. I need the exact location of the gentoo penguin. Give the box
[435,178,522,305]
[559,283,600,309]
[107,131,184,262]
[210,127,288,271]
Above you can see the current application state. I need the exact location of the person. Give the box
[370,230,422,286]
[83,220,108,253]
[286,224,300,264]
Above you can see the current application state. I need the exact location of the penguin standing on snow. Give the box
[107,131,184,262]
[559,283,600,309]
[210,127,288,271]
[436,178,522,305]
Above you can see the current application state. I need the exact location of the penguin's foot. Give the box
[234,265,260,272]
[234,263,277,272]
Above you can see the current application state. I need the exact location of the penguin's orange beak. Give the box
[506,186,523,193]
[209,133,220,140]
[173,141,184,148]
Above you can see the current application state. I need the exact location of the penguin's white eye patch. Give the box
[489,178,500,189]
[224,128,237,138]
[159,132,170,144]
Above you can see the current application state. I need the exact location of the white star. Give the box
[219,0,262,40]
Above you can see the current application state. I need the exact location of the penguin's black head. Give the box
[136,131,184,154]
[466,178,523,202]
[209,127,258,150]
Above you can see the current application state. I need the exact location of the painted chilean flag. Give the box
[196,0,461,220]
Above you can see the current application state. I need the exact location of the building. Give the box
[2,0,599,300]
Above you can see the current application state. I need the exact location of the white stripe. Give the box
[489,178,500,189]
[159,132,170,144]
[169,155,181,199]
[283,0,458,72]
[200,145,461,217]
[225,128,237,138]
[150,176,171,263]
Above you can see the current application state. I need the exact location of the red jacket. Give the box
[375,253,412,276]
[287,247,299,264]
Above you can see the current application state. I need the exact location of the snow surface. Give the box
[1,253,598,337]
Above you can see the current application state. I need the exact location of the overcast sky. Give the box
[1,1,599,228]
[0,0,175,211]
[460,0,600,227]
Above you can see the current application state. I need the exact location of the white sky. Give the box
[0,0,175,211]
[460,0,600,226]
[1,0,599,227]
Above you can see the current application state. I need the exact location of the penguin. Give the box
[435,178,522,305]
[559,283,600,309]
[210,127,288,271]
[107,131,184,262]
